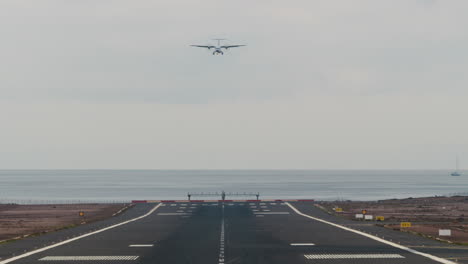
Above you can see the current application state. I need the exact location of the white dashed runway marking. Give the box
[39,256,139,261]
[129,244,153,247]
[157,213,191,216]
[291,243,315,246]
[219,205,225,264]
[253,212,290,215]
[304,254,404,260]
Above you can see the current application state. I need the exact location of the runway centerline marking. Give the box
[129,244,153,247]
[218,204,226,264]
[291,243,315,246]
[286,202,457,264]
[304,254,404,259]
[0,204,162,264]
[39,256,139,261]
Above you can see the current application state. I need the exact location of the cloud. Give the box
[0,0,467,168]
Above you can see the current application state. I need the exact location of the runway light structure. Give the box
[187,191,260,201]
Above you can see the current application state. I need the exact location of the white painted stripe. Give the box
[157,213,190,215]
[304,254,403,259]
[256,215,264,217]
[291,243,315,246]
[39,256,139,261]
[0,204,161,264]
[129,244,153,247]
[219,204,225,264]
[285,203,457,264]
[253,212,290,215]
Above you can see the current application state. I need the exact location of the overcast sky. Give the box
[0,0,467,169]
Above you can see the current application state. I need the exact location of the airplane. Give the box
[190,39,246,55]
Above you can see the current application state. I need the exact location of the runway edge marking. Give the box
[285,202,456,264]
[0,203,162,264]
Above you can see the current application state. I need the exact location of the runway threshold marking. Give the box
[285,203,457,264]
[157,213,191,216]
[253,212,290,215]
[129,244,153,247]
[0,204,162,264]
[39,256,139,261]
[304,254,404,259]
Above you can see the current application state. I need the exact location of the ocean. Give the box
[1,170,467,203]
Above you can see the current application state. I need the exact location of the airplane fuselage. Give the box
[212,47,224,55]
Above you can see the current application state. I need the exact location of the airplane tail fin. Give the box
[213,38,227,46]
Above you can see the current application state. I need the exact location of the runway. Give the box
[0,201,464,264]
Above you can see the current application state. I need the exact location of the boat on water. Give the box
[451,156,462,176]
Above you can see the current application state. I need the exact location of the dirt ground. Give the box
[319,196,468,245]
[0,203,129,242]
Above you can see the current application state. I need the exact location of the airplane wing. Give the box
[220,45,246,49]
[190,45,216,49]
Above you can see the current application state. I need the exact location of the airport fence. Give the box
[0,199,131,205]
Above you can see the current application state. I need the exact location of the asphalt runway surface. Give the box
[1,201,466,264]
